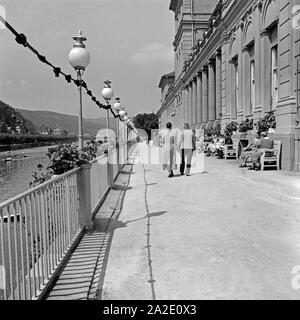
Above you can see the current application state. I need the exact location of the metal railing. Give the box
[0,168,81,300]
[0,128,132,300]
[90,155,109,215]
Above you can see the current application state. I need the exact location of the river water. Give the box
[0,146,50,203]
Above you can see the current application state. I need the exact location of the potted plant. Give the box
[212,122,221,136]
[238,118,254,138]
[225,121,238,135]
[255,111,276,134]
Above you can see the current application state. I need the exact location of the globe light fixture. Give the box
[113,98,122,112]
[119,109,126,118]
[68,30,90,150]
[101,80,114,103]
[68,31,90,71]
[101,80,114,153]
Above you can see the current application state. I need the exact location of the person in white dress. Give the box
[159,122,178,178]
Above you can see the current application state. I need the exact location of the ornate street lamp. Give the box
[113,98,122,166]
[101,80,114,153]
[119,109,126,118]
[68,30,90,150]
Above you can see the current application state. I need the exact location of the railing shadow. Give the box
[89,162,135,300]
[90,157,166,300]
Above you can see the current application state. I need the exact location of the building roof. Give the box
[158,71,175,89]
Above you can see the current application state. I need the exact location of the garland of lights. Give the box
[0,14,137,129]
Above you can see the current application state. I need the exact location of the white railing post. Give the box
[78,163,93,231]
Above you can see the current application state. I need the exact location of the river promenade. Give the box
[47,144,300,300]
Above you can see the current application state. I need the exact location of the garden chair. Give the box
[224,139,239,160]
[260,140,281,171]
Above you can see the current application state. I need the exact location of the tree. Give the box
[133,113,159,140]
[0,122,8,133]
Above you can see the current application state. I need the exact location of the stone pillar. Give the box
[183,86,188,123]
[188,82,193,126]
[196,72,202,126]
[192,77,197,126]
[215,51,222,122]
[187,85,190,125]
[208,59,216,123]
[202,66,209,124]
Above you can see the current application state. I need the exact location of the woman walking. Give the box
[159,122,177,178]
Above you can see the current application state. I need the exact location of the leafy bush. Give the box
[80,139,99,162]
[255,111,276,133]
[212,122,221,136]
[46,144,82,175]
[225,121,238,135]
[30,140,100,186]
[239,118,253,133]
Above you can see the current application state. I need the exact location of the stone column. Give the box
[196,72,202,126]
[183,86,188,123]
[215,51,222,122]
[192,77,197,126]
[208,59,216,123]
[188,82,193,126]
[201,66,209,124]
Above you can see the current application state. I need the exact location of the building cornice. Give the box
[173,18,211,49]
[157,78,184,117]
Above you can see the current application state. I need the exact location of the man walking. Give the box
[178,123,196,176]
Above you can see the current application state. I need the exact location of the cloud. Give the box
[0,80,13,87]
[20,80,30,87]
[130,42,173,65]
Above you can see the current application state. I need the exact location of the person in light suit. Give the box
[178,123,196,176]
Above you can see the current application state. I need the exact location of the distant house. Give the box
[15,126,21,134]
[53,124,67,136]
[40,125,50,135]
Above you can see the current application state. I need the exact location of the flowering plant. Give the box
[255,111,276,133]
[239,118,253,133]
[225,121,238,134]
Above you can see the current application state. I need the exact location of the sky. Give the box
[0,0,174,119]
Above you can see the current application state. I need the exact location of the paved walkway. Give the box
[48,145,300,300]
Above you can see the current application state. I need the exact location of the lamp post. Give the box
[101,80,114,186]
[113,97,122,142]
[101,80,114,142]
[68,30,90,150]
[113,97,123,168]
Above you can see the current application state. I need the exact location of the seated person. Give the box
[216,133,233,159]
[250,132,274,171]
[224,132,233,146]
[204,134,213,153]
[239,133,260,168]
[206,136,219,157]
[215,135,226,158]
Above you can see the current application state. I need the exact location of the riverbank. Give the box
[0,141,60,152]
[0,145,50,202]
[0,133,77,152]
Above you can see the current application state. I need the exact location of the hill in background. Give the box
[16,109,116,137]
[0,100,35,133]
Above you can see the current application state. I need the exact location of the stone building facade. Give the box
[158,0,300,171]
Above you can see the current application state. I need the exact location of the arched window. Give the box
[243,19,255,115]
[229,34,239,116]
[261,0,279,110]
